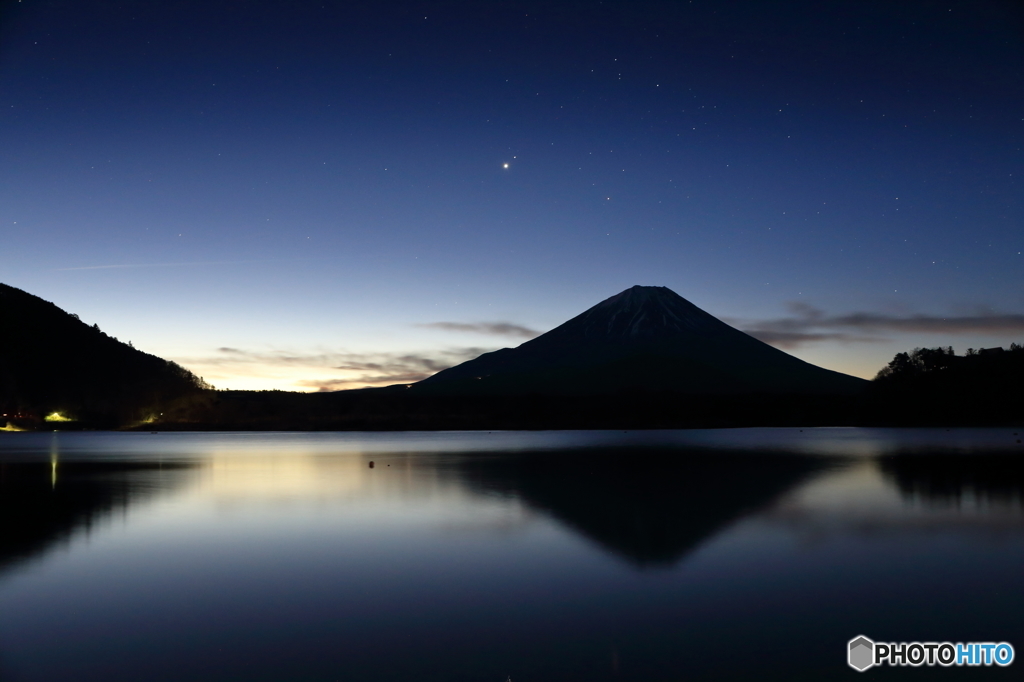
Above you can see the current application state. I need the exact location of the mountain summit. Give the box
[413,285,865,396]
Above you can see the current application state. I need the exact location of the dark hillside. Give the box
[0,283,209,428]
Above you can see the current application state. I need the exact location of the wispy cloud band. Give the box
[737,303,1024,349]
[174,346,493,391]
[417,321,540,338]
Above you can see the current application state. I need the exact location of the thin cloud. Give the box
[744,330,880,349]
[332,354,452,374]
[818,312,1024,334]
[172,346,492,391]
[297,373,434,392]
[295,379,360,392]
[193,348,341,367]
[737,302,1024,349]
[417,321,540,339]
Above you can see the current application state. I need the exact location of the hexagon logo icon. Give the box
[848,635,875,672]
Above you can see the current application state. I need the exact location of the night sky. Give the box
[2,1,1021,390]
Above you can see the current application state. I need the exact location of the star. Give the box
[503,163,509,169]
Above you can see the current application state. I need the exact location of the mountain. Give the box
[413,285,866,396]
[0,283,209,426]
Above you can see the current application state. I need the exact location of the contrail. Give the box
[55,259,283,271]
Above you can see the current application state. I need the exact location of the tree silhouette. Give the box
[871,343,1024,425]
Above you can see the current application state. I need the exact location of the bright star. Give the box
[503,163,509,169]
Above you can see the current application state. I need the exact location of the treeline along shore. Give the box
[5,343,1022,431]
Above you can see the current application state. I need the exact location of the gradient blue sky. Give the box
[2,0,1022,390]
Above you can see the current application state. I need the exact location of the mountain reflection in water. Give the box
[2,437,1023,577]
[454,448,826,566]
[0,460,194,572]
[0,447,827,574]
[0,430,1021,681]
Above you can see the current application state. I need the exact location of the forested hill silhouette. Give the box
[868,344,1024,425]
[0,283,209,428]
[413,285,866,397]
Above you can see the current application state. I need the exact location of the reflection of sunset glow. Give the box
[164,449,536,534]
[202,454,369,499]
[191,451,477,505]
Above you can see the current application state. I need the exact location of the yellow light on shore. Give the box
[44,412,72,422]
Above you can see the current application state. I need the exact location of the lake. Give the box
[0,428,1022,680]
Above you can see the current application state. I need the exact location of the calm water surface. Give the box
[0,428,1022,681]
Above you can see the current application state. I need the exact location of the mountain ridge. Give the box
[413,285,866,396]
